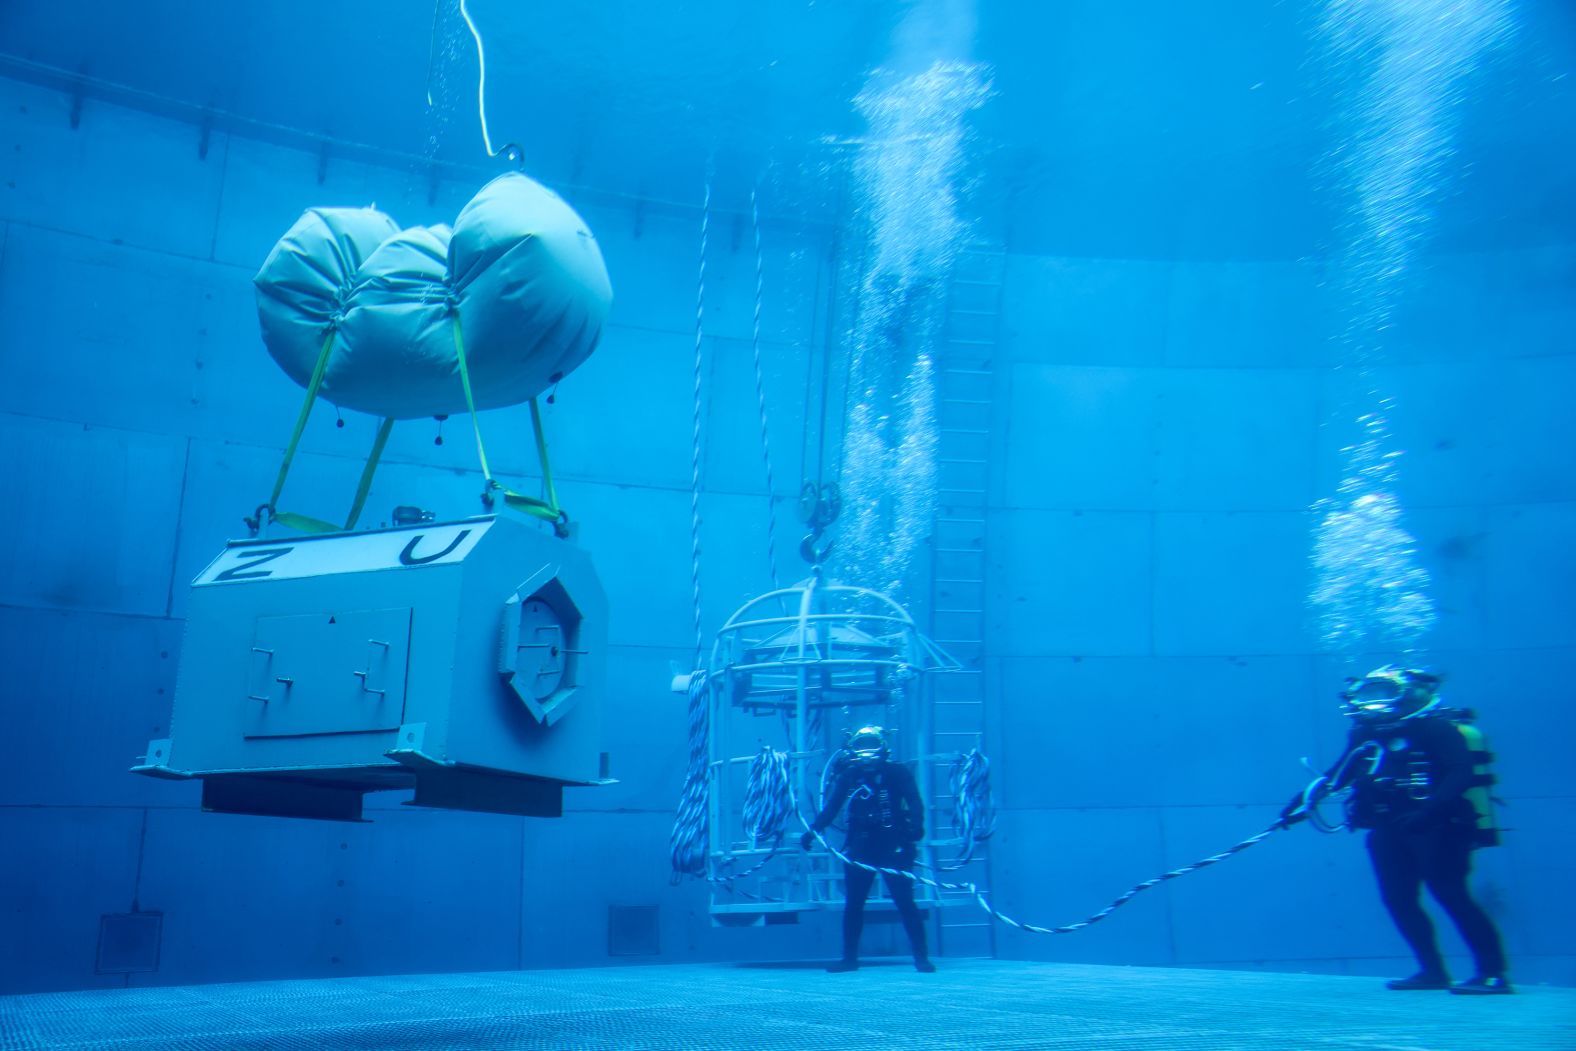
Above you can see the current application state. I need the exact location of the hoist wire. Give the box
[424,1,443,108]
[802,188,853,510]
[457,0,504,159]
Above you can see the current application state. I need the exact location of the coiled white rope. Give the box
[742,747,794,845]
[671,732,795,891]
[938,748,996,870]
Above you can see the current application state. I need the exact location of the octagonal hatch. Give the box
[500,567,586,725]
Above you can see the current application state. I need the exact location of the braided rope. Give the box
[937,748,996,870]
[674,738,796,893]
[668,673,711,880]
[742,747,793,845]
[799,784,1282,935]
[687,182,711,667]
[748,189,782,591]
[709,747,793,895]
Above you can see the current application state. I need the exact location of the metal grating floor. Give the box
[1,960,1571,1051]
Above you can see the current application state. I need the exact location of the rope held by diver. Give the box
[800,789,1282,935]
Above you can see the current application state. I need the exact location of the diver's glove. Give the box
[1280,775,1330,829]
[800,830,816,851]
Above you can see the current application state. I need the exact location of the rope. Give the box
[748,188,781,591]
[742,747,793,845]
[669,720,796,891]
[1288,740,1383,834]
[687,181,710,667]
[708,746,794,894]
[799,785,1283,936]
[938,748,996,870]
[669,673,711,880]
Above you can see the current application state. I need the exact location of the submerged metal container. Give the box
[135,515,610,820]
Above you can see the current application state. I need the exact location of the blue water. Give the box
[0,0,1573,1012]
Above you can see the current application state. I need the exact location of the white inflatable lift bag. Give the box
[255,173,613,420]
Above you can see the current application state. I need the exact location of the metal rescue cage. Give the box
[704,571,959,923]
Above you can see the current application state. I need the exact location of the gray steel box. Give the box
[136,515,610,820]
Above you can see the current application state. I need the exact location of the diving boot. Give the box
[825,958,858,974]
[914,957,937,973]
[1385,971,1451,991]
[1450,975,1514,995]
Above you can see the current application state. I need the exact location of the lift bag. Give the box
[254,173,612,420]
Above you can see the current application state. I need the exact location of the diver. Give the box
[801,726,934,973]
[1279,667,1511,994]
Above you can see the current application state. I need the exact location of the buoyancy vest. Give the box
[844,763,923,843]
[1347,708,1501,847]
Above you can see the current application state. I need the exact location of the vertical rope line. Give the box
[669,672,711,880]
[688,182,711,668]
[748,189,781,591]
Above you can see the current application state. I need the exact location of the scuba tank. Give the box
[1450,711,1502,847]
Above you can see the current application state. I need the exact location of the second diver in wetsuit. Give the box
[801,726,935,973]
[1280,666,1511,994]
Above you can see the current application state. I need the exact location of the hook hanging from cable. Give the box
[798,480,841,566]
[458,0,524,167]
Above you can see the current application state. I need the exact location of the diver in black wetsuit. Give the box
[1281,667,1511,995]
[801,726,934,973]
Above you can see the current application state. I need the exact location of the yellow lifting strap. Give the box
[257,328,396,536]
[450,312,569,537]
[252,317,568,539]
